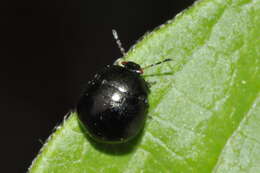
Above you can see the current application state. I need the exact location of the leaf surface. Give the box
[29,0,260,172]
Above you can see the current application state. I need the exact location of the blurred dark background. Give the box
[1,0,195,172]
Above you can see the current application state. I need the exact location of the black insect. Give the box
[77,30,171,144]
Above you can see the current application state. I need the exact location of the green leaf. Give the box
[29,0,260,172]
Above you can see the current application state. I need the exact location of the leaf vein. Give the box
[146,131,192,169]
[212,93,260,172]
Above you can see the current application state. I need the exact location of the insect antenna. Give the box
[142,58,172,70]
[112,29,126,56]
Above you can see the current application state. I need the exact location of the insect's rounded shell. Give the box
[77,65,149,143]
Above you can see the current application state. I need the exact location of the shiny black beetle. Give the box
[77,30,171,143]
